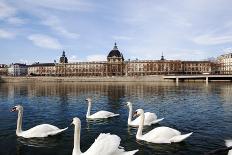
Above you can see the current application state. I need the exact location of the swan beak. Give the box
[11,107,17,112]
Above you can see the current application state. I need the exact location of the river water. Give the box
[0,82,232,155]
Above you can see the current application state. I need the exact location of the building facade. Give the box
[26,43,216,76]
[182,61,213,75]
[126,59,183,76]
[217,53,232,74]
[28,63,56,76]
[0,64,8,75]
[8,63,28,76]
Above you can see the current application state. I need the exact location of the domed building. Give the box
[27,43,215,77]
[107,43,124,62]
[106,43,125,76]
[60,51,68,63]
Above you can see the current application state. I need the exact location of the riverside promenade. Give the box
[164,74,232,84]
[0,75,165,83]
[1,75,232,83]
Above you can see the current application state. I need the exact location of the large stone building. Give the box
[28,63,56,76]
[8,63,28,76]
[0,64,8,75]
[217,53,232,74]
[27,43,216,76]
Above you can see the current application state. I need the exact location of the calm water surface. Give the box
[0,82,232,155]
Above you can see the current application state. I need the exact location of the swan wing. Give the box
[149,118,164,125]
[83,133,121,155]
[169,132,193,143]
[141,126,181,143]
[144,112,157,125]
[130,112,160,126]
[90,111,119,119]
[20,124,67,138]
[112,149,139,155]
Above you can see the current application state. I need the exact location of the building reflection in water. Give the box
[2,82,232,107]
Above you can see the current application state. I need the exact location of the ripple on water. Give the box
[0,82,232,155]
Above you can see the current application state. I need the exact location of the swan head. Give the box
[133,109,144,117]
[11,105,23,112]
[85,98,92,103]
[126,102,132,107]
[72,117,81,126]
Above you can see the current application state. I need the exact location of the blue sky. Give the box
[0,0,232,64]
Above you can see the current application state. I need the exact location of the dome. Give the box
[107,43,123,58]
[60,51,68,63]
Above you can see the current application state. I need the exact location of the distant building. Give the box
[25,43,216,76]
[28,63,56,76]
[55,43,125,76]
[217,53,232,74]
[182,61,213,75]
[8,63,28,76]
[107,43,124,76]
[126,59,183,76]
[0,64,8,76]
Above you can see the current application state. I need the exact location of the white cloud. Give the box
[7,17,26,25]
[193,34,232,45]
[167,49,208,60]
[41,15,79,39]
[0,1,26,25]
[0,29,16,39]
[126,46,210,61]
[112,35,133,41]
[22,0,93,12]
[222,47,232,54]
[86,54,106,61]
[28,34,62,49]
[19,59,29,64]
[69,55,83,62]
[0,1,16,19]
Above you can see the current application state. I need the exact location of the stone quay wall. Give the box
[0,76,167,83]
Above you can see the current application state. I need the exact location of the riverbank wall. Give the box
[0,76,167,83]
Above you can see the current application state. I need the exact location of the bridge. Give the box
[163,75,232,84]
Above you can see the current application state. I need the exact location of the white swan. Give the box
[71,117,138,155]
[226,140,232,155]
[85,98,119,119]
[133,109,192,144]
[126,102,163,127]
[11,105,68,138]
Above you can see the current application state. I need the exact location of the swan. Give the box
[71,117,138,155]
[11,105,68,138]
[226,140,232,155]
[85,98,119,119]
[133,109,192,144]
[126,102,164,127]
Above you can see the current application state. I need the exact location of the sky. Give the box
[0,0,232,64]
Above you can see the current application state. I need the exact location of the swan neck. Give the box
[73,123,81,155]
[16,109,23,135]
[137,111,144,138]
[128,105,132,124]
[86,101,91,117]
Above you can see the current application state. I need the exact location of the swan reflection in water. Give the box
[135,139,188,154]
[17,136,62,148]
